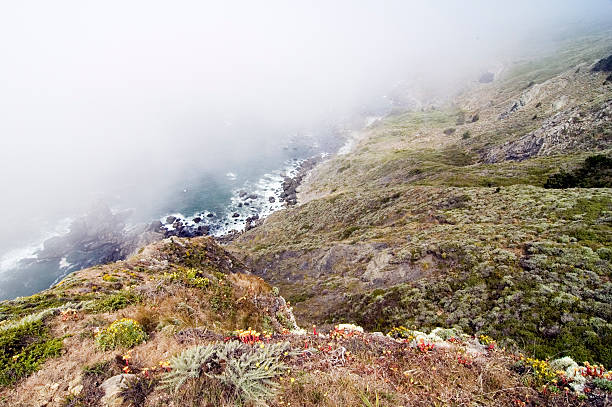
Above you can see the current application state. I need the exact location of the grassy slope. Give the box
[229,35,612,367]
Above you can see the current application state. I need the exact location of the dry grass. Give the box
[133,329,592,407]
[0,333,109,406]
[0,237,300,406]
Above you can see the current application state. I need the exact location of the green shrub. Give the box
[162,341,296,404]
[163,267,211,289]
[95,318,147,350]
[340,226,360,239]
[102,274,118,282]
[0,312,63,386]
[94,291,142,312]
[209,276,234,312]
[544,154,612,188]
[592,378,612,392]
[387,326,414,339]
[517,357,558,386]
[334,238,612,366]
[0,293,69,320]
[83,360,112,376]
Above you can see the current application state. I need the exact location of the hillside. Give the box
[0,237,302,406]
[0,237,610,407]
[228,36,612,368]
[0,35,611,407]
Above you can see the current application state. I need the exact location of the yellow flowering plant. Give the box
[95,318,147,350]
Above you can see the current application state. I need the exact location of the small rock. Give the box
[100,374,137,407]
[70,384,83,395]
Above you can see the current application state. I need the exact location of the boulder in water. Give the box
[148,220,163,232]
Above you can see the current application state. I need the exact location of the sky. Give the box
[1,0,612,248]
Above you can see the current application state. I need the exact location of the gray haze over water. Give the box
[1,1,612,298]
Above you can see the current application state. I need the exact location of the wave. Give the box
[0,217,72,275]
[158,157,309,237]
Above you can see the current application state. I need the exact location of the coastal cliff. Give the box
[1,35,612,406]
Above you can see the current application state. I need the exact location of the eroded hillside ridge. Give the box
[484,99,611,163]
[229,38,612,369]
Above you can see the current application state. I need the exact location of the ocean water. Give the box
[0,123,369,301]
[152,145,316,235]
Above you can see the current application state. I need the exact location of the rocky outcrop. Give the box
[592,54,612,72]
[498,81,548,119]
[161,217,210,239]
[49,204,150,261]
[244,214,260,232]
[280,157,320,206]
[484,100,612,163]
[1,203,166,299]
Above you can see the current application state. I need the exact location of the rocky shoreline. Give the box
[1,121,361,300]
[0,154,326,299]
[155,155,323,241]
[279,156,320,206]
[0,204,163,300]
[215,156,323,244]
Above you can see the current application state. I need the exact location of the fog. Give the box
[1,0,612,250]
